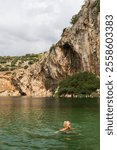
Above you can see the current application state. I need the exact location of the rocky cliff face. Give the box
[0,72,20,96]
[0,0,100,96]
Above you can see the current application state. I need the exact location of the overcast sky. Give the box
[0,0,84,56]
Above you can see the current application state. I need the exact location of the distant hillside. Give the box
[0,53,44,72]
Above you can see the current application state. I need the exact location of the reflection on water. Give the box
[0,97,99,150]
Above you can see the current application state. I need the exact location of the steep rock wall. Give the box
[0,72,20,96]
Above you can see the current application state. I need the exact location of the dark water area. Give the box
[0,97,100,150]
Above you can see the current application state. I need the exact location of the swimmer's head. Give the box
[63,121,71,128]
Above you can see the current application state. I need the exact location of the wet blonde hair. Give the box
[63,121,71,128]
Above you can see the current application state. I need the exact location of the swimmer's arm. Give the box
[59,127,68,132]
[54,128,66,133]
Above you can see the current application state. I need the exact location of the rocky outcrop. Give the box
[0,72,20,96]
[0,0,100,97]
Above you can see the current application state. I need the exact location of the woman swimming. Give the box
[59,121,72,132]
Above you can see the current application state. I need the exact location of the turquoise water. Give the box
[0,97,99,150]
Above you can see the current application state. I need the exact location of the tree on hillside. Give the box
[57,72,100,97]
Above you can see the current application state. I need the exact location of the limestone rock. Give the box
[0,72,20,96]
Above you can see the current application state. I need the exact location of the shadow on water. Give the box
[0,97,99,150]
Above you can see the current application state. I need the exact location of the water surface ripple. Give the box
[0,97,99,150]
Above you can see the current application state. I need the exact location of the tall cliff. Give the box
[0,0,100,96]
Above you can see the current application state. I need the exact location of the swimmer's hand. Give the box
[59,127,73,132]
[54,128,70,133]
[59,128,66,132]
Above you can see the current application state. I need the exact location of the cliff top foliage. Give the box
[56,72,100,97]
[0,53,43,72]
[70,0,100,25]
[91,0,100,13]
[70,14,78,25]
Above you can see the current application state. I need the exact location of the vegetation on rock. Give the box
[56,72,100,97]
[0,53,43,71]
[91,0,100,13]
[70,14,78,25]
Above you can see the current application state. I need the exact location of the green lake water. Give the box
[0,97,100,150]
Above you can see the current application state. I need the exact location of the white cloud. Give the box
[0,0,84,56]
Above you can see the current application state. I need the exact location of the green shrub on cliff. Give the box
[70,14,78,25]
[57,72,100,97]
[96,0,100,13]
[91,0,100,13]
